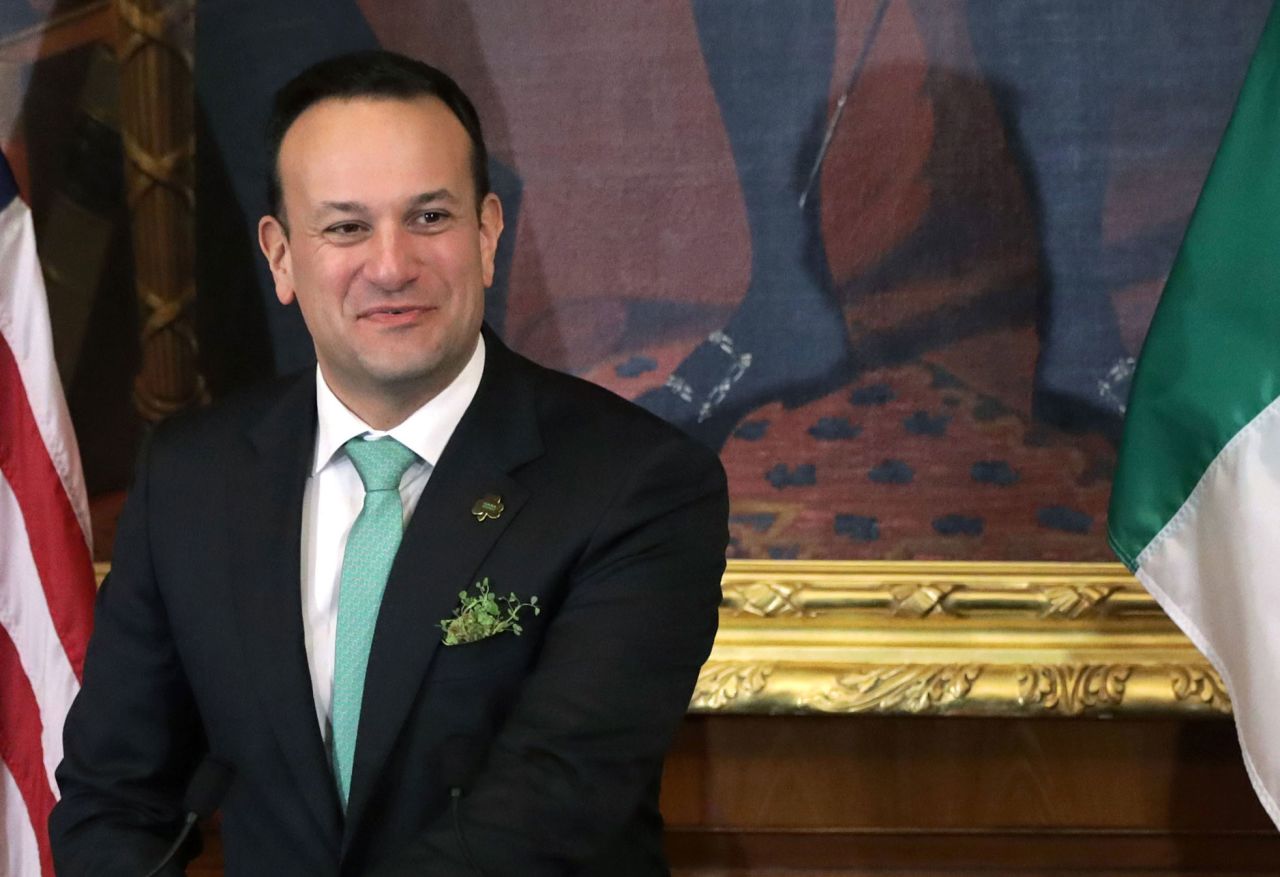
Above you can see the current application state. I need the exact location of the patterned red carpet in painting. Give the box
[585,326,1116,563]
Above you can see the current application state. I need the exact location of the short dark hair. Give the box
[265,50,490,227]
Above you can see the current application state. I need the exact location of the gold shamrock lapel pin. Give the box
[471,494,504,522]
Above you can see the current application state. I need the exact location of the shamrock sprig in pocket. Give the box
[439,577,540,646]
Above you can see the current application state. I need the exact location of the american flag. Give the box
[0,150,96,876]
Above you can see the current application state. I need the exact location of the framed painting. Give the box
[122,0,1274,715]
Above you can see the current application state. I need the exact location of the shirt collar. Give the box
[311,334,486,475]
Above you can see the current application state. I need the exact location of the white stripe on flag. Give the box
[0,471,78,796]
[1136,394,1280,826]
[0,759,42,877]
[0,197,91,548]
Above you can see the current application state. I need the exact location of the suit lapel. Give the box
[343,334,544,839]
[228,374,344,843]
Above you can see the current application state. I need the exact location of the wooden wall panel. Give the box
[189,714,1280,874]
[660,715,1280,873]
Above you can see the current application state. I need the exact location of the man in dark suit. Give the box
[50,51,728,876]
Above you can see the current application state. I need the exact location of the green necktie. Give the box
[331,435,421,810]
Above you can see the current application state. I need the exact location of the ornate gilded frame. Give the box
[109,4,1221,719]
[694,561,1223,716]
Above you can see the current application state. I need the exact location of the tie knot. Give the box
[344,436,419,492]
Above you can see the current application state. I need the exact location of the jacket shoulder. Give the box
[145,372,310,461]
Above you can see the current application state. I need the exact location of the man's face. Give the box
[258,96,502,418]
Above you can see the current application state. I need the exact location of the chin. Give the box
[356,335,473,390]
[363,353,452,388]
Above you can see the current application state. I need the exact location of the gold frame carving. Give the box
[693,560,1225,717]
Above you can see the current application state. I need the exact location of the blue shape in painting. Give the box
[971,460,1019,486]
[614,356,658,378]
[766,463,816,489]
[734,420,770,441]
[731,513,777,533]
[768,545,800,560]
[933,515,984,537]
[0,152,17,210]
[929,367,963,389]
[1037,506,1092,534]
[808,417,862,441]
[904,411,950,437]
[973,396,1009,422]
[868,460,913,484]
[850,384,895,406]
[834,514,879,542]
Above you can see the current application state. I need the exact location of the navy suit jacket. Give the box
[50,330,728,875]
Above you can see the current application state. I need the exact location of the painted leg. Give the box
[638,0,849,449]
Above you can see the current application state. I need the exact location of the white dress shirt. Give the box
[300,336,486,741]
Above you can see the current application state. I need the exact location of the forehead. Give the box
[277,96,474,206]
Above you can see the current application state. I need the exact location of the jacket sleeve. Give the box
[49,433,206,877]
[371,434,729,876]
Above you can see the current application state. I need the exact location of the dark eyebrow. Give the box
[410,189,457,206]
[312,190,458,220]
[316,200,369,216]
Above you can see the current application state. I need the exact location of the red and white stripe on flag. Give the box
[0,151,96,877]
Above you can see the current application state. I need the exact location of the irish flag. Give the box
[1109,4,1280,827]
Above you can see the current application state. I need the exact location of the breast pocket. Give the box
[428,631,534,682]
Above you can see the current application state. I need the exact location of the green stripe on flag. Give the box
[1109,1,1280,569]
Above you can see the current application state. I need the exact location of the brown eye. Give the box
[328,222,365,235]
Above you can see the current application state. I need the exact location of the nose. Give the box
[363,226,419,291]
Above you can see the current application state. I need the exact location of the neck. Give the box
[337,392,429,431]
[321,367,462,431]
[317,335,482,430]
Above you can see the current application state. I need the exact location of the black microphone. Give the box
[439,736,483,877]
[143,756,234,877]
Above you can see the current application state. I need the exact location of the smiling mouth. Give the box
[360,305,432,318]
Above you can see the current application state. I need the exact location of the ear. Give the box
[258,215,296,305]
[477,192,504,288]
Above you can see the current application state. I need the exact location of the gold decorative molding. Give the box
[717,561,1159,621]
[1041,584,1121,619]
[1015,664,1130,716]
[1169,665,1232,713]
[721,580,808,618]
[696,560,1229,717]
[804,664,981,714]
[691,663,775,710]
